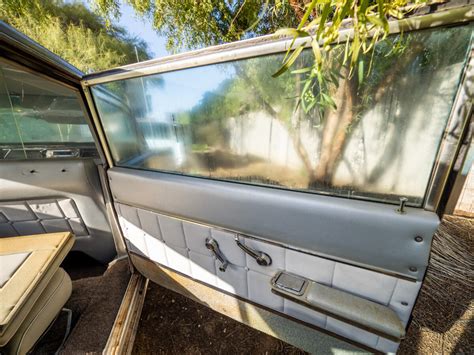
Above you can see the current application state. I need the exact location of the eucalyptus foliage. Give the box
[91,0,299,51]
[272,0,432,112]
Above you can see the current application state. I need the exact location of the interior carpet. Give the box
[133,282,306,354]
[33,258,130,354]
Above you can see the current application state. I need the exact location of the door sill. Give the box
[103,272,148,355]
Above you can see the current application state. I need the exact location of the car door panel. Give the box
[115,200,420,352]
[0,159,115,263]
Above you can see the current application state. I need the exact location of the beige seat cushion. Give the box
[4,268,72,355]
[0,232,74,345]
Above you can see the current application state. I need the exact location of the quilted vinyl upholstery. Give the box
[0,199,88,238]
[116,203,421,353]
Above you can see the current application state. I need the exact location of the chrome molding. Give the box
[76,90,108,164]
[424,44,474,212]
[82,5,474,86]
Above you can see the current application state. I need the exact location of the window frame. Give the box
[82,6,474,214]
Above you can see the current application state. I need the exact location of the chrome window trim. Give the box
[81,85,114,167]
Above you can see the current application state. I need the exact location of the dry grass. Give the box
[399,215,473,354]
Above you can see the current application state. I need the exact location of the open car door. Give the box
[1,4,470,354]
[80,4,473,353]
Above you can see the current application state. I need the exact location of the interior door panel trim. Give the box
[0,159,116,263]
[117,202,421,352]
[271,272,405,341]
[108,167,439,280]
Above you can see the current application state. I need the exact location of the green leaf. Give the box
[297,0,318,30]
[291,67,312,74]
[302,77,313,94]
[317,3,331,39]
[275,28,310,38]
[272,44,305,77]
[358,59,364,84]
[367,15,384,28]
[311,38,322,66]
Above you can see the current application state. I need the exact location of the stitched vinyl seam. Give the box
[15,270,68,355]
[181,222,213,283]
[179,220,190,260]
[374,277,400,350]
[155,214,170,266]
[134,208,150,257]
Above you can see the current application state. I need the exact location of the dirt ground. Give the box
[133,215,473,354]
[133,282,305,354]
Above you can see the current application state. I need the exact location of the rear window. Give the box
[0,60,95,159]
[91,25,472,206]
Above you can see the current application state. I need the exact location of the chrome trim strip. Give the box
[82,5,474,86]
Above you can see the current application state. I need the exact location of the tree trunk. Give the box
[313,67,354,184]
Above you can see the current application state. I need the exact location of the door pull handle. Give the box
[205,238,229,272]
[235,236,272,266]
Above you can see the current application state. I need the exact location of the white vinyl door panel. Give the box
[116,201,421,352]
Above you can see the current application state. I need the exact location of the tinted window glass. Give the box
[92,25,472,206]
[0,60,95,159]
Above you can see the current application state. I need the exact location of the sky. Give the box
[108,2,233,117]
[118,3,169,60]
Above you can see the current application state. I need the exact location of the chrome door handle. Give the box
[43,149,80,158]
[205,238,228,272]
[235,237,272,266]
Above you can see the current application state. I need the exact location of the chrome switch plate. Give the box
[272,271,308,296]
